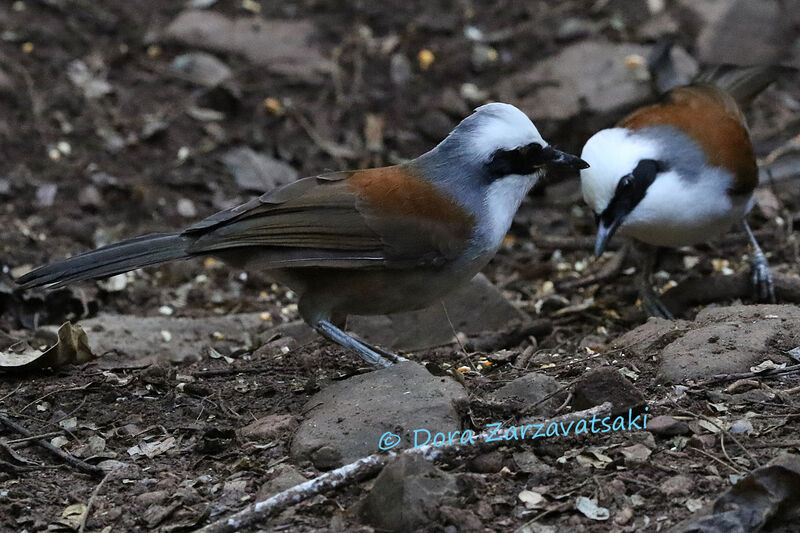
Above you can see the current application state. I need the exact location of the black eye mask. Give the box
[486,143,545,178]
[487,143,589,179]
[598,159,665,228]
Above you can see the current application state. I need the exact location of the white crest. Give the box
[451,103,547,163]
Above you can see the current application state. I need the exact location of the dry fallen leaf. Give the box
[56,503,88,530]
[750,360,787,373]
[576,496,610,521]
[518,489,545,509]
[0,322,95,370]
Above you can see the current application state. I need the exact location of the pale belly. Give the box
[620,213,743,247]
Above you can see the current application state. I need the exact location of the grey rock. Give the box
[78,185,103,209]
[694,0,797,66]
[493,373,565,417]
[390,53,411,86]
[163,11,333,81]
[171,52,232,87]
[221,146,299,192]
[657,305,800,382]
[358,453,460,533]
[512,451,554,477]
[468,451,504,473]
[730,419,754,434]
[256,464,307,500]
[646,415,690,436]
[659,474,693,496]
[176,198,197,218]
[571,367,645,416]
[496,41,652,121]
[35,184,57,207]
[79,313,268,365]
[238,414,298,441]
[291,362,466,468]
[350,273,531,352]
[136,490,171,506]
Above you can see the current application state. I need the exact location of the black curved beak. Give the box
[594,216,623,258]
[541,146,589,171]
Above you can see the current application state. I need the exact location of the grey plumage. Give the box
[16,233,191,289]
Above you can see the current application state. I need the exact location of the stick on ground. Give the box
[0,412,105,478]
[197,402,612,533]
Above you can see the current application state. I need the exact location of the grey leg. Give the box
[743,220,776,303]
[635,244,674,319]
[315,320,405,368]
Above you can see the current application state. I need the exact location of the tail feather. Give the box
[695,65,793,107]
[16,233,192,289]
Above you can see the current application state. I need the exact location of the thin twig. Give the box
[691,363,800,388]
[7,431,64,447]
[688,446,742,474]
[675,409,760,468]
[0,412,104,477]
[78,471,112,533]
[0,384,22,403]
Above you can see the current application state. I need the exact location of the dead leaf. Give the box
[677,453,800,532]
[576,496,610,521]
[128,437,177,459]
[56,503,87,530]
[750,360,786,373]
[618,443,652,466]
[575,450,613,469]
[518,489,545,509]
[0,322,95,370]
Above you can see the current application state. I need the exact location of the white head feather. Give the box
[456,102,548,162]
[579,128,660,215]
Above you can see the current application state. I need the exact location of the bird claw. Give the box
[639,289,675,320]
[750,252,776,303]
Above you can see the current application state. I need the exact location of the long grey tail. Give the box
[16,233,192,289]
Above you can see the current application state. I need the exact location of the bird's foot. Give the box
[639,288,675,320]
[750,250,776,303]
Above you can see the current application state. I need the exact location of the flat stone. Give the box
[468,451,504,473]
[171,52,232,87]
[79,313,268,365]
[163,11,333,81]
[512,451,554,478]
[660,474,694,496]
[221,146,299,193]
[350,273,531,352]
[496,41,652,121]
[646,415,690,436]
[238,414,298,441]
[492,373,565,417]
[256,464,307,500]
[657,305,800,382]
[358,453,460,533]
[693,0,798,66]
[571,367,646,416]
[291,362,466,468]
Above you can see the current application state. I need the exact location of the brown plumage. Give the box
[618,84,758,195]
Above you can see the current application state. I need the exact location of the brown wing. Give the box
[182,165,475,269]
[618,84,758,195]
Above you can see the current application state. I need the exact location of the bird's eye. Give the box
[620,176,633,189]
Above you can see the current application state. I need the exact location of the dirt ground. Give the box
[1,1,800,532]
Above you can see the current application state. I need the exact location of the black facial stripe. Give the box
[486,142,544,179]
[598,159,664,227]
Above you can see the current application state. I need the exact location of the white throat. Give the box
[482,173,539,247]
